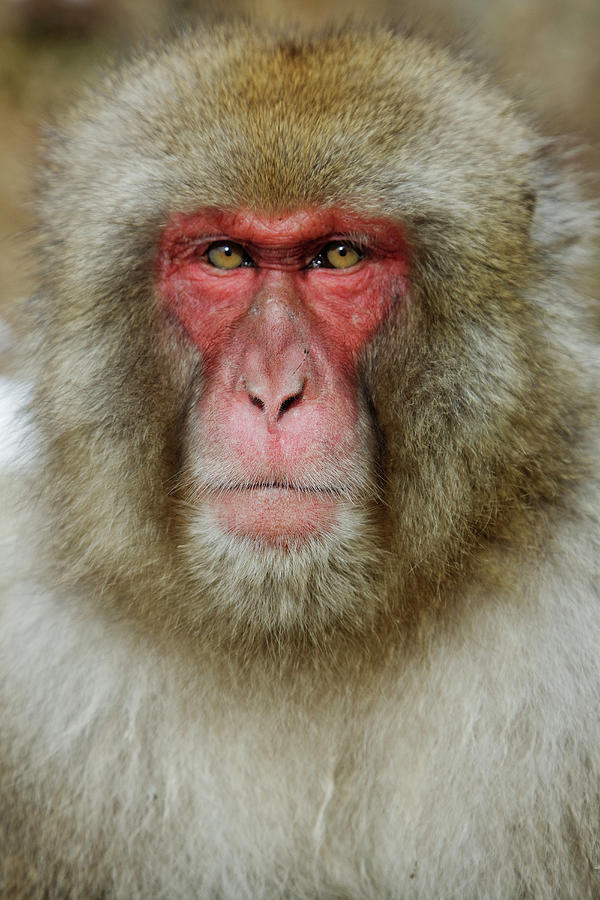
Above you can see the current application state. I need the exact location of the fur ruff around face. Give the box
[1,23,599,899]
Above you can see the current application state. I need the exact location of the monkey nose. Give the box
[239,375,305,430]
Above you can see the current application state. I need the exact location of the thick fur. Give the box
[1,23,599,899]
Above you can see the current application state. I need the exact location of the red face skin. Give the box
[157,209,409,546]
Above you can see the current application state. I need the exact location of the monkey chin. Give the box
[179,498,386,639]
[208,486,341,549]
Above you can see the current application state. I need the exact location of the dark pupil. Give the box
[223,246,233,256]
[337,245,347,255]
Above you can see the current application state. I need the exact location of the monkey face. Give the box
[34,28,581,643]
[158,208,408,548]
[150,207,412,636]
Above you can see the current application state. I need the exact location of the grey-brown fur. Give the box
[1,23,599,899]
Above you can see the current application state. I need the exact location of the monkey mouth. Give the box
[205,481,344,545]
[214,480,345,496]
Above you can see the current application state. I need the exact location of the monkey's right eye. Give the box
[205,242,252,270]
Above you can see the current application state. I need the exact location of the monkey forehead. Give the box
[216,210,345,244]
[161,30,533,213]
[71,28,533,205]
[39,26,539,285]
[166,208,405,250]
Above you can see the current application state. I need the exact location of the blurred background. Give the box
[0,0,598,329]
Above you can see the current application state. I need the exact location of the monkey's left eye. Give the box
[310,241,363,270]
[205,241,252,270]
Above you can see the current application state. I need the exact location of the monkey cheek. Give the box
[208,488,341,547]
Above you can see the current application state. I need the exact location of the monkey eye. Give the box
[310,241,363,270]
[205,241,252,270]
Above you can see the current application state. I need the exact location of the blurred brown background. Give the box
[0,0,598,326]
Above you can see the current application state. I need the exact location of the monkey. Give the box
[0,21,599,900]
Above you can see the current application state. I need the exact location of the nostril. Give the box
[241,377,305,423]
[278,386,303,419]
[279,395,297,416]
